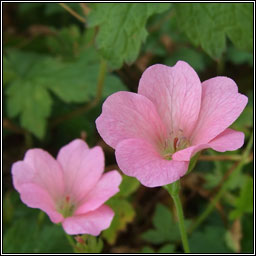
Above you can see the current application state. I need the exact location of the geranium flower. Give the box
[11,139,122,235]
[96,61,247,187]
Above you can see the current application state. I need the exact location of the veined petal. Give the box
[22,149,64,200]
[191,77,248,144]
[115,138,188,187]
[57,143,105,203]
[96,91,167,149]
[138,62,202,137]
[62,205,114,235]
[75,170,122,215]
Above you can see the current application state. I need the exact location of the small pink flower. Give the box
[96,62,248,187]
[11,139,122,235]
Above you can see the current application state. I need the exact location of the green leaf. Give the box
[175,3,253,59]
[4,48,127,138]
[46,48,127,103]
[102,198,135,245]
[118,175,140,198]
[241,214,253,253]
[6,80,52,139]
[227,46,253,67]
[140,244,175,253]
[88,3,171,68]
[3,218,72,253]
[229,176,253,220]
[158,244,175,253]
[142,204,180,244]
[164,47,210,73]
[189,225,231,253]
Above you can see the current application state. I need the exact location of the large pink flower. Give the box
[11,139,122,235]
[96,62,248,187]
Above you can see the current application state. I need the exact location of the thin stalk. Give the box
[165,181,190,253]
[59,3,86,23]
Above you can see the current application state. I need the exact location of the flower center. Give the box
[162,133,190,160]
[57,195,76,218]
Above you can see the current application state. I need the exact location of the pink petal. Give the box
[57,139,89,169]
[62,205,114,235]
[172,128,245,162]
[22,149,64,200]
[57,141,105,202]
[115,138,188,187]
[18,183,63,223]
[138,62,202,138]
[209,128,245,152]
[96,91,167,149]
[172,144,209,162]
[191,77,248,144]
[75,171,122,215]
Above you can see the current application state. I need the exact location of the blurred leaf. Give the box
[46,25,94,60]
[4,48,126,138]
[74,235,103,253]
[141,246,155,253]
[3,218,72,253]
[102,174,139,244]
[142,204,179,244]
[225,219,242,253]
[189,225,231,253]
[6,79,52,139]
[141,244,175,253]
[3,56,17,85]
[158,244,175,253]
[102,198,135,245]
[88,3,171,68]
[241,214,253,253]
[46,48,126,103]
[165,47,210,72]
[175,3,253,59]
[227,46,253,67]
[18,3,81,16]
[229,176,253,220]
[118,175,140,198]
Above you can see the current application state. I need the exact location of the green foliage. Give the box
[142,204,180,244]
[88,3,171,68]
[3,219,72,253]
[241,214,253,253]
[141,244,175,253]
[189,225,231,253]
[229,176,253,220]
[175,3,253,59]
[73,235,103,253]
[4,48,126,138]
[102,175,140,245]
[227,46,253,67]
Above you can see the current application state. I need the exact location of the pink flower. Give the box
[11,139,122,235]
[96,62,248,187]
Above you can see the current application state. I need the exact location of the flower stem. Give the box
[165,181,190,253]
[59,3,86,23]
